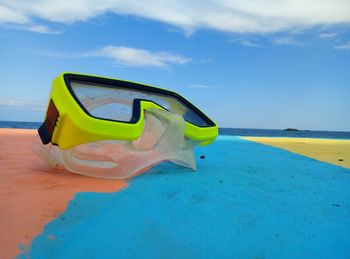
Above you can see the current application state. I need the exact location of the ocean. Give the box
[1,120,350,139]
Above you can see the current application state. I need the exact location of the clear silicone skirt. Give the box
[32,109,197,179]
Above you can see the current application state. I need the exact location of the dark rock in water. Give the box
[284,128,299,131]
[200,155,205,159]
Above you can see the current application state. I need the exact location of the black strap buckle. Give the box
[38,100,59,144]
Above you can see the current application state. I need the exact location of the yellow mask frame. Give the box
[39,73,218,149]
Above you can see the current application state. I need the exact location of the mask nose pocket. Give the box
[32,108,197,179]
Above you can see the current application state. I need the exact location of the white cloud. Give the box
[84,46,191,68]
[1,1,350,34]
[26,25,62,34]
[0,5,28,23]
[319,32,338,39]
[0,98,44,109]
[240,40,261,48]
[273,36,303,46]
[188,84,217,89]
[334,41,350,49]
[229,37,262,47]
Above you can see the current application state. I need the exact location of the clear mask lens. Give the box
[70,80,210,127]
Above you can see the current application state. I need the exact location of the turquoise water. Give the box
[2,121,350,139]
[21,136,350,258]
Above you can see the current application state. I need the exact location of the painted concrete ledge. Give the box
[242,137,350,169]
[19,136,350,258]
[0,128,127,259]
[1,131,350,258]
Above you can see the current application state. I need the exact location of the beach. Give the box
[243,137,350,169]
[1,128,349,258]
[2,1,349,257]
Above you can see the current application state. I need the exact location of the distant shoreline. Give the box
[1,121,349,139]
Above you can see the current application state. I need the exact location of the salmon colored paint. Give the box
[0,128,128,259]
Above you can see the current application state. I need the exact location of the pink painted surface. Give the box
[0,129,127,259]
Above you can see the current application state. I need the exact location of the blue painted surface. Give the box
[22,137,350,259]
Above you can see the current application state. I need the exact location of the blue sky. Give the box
[0,1,350,131]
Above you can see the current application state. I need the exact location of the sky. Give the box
[0,0,350,131]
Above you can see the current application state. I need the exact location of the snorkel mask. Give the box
[33,73,218,179]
